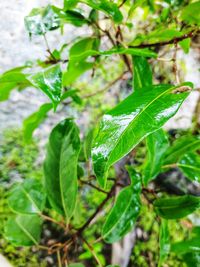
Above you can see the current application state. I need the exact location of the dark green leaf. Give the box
[44,119,80,220]
[8,179,46,214]
[28,65,62,111]
[164,135,200,165]
[23,103,52,143]
[24,5,60,36]
[4,215,42,246]
[154,195,200,219]
[102,168,141,243]
[92,83,192,187]
[133,56,152,90]
[182,252,200,267]
[0,67,31,101]
[180,1,200,25]
[159,219,170,267]
[143,129,169,186]
[81,0,123,23]
[178,152,200,183]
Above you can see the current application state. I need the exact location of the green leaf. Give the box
[106,266,120,267]
[44,119,81,220]
[154,195,200,219]
[133,56,152,91]
[92,83,192,187]
[81,0,123,23]
[24,5,60,36]
[159,219,170,267]
[171,238,200,254]
[23,103,52,143]
[4,215,42,246]
[8,179,46,214]
[179,38,191,54]
[143,129,169,186]
[164,135,200,165]
[28,65,62,111]
[84,128,94,160]
[0,67,31,101]
[180,1,200,26]
[178,152,200,183]
[102,168,141,243]
[64,0,79,10]
[68,264,85,267]
[182,252,200,267]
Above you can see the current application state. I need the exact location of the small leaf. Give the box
[180,1,200,26]
[102,168,141,243]
[4,215,42,246]
[143,129,169,186]
[178,152,200,183]
[159,219,170,267]
[133,56,152,91]
[0,67,31,101]
[8,179,46,214]
[154,195,200,219]
[179,38,191,54]
[24,5,60,36]
[64,0,79,10]
[92,83,192,187]
[44,119,81,220]
[81,0,123,23]
[23,103,52,143]
[164,135,200,165]
[28,65,62,111]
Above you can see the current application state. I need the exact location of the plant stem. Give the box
[57,250,62,267]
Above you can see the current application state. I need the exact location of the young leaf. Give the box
[4,215,42,246]
[102,168,141,243]
[159,219,170,267]
[178,152,200,183]
[28,65,62,111]
[92,83,192,187]
[179,38,191,54]
[44,119,81,220]
[143,129,169,186]
[154,195,200,219]
[164,135,200,165]
[133,56,152,91]
[64,0,79,10]
[23,103,52,143]
[81,0,123,23]
[24,5,60,36]
[8,179,46,214]
[180,1,200,26]
[0,67,31,101]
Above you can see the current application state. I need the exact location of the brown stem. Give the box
[80,179,108,194]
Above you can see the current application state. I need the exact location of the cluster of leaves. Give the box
[0,0,200,266]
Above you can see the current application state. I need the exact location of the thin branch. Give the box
[118,0,128,8]
[172,41,180,84]
[40,213,65,228]
[80,179,108,194]
[57,250,62,267]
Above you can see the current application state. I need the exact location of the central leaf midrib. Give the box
[16,217,38,245]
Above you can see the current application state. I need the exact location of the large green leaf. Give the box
[164,135,200,165]
[24,5,60,36]
[158,219,170,267]
[182,252,200,267]
[92,83,192,187]
[23,103,52,143]
[8,179,46,214]
[171,238,200,254]
[154,195,200,219]
[81,0,123,23]
[0,67,31,101]
[44,119,80,220]
[143,129,169,186]
[28,65,62,111]
[102,168,141,243]
[180,1,200,26]
[4,215,42,246]
[133,56,152,91]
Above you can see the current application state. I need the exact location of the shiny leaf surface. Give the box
[23,103,52,143]
[8,179,46,214]
[28,65,62,110]
[164,135,200,165]
[178,152,200,183]
[159,219,170,267]
[81,0,123,23]
[4,215,42,246]
[154,195,200,219]
[143,129,169,186]
[44,119,80,220]
[24,5,60,36]
[102,168,141,243]
[92,83,192,187]
[133,56,152,90]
